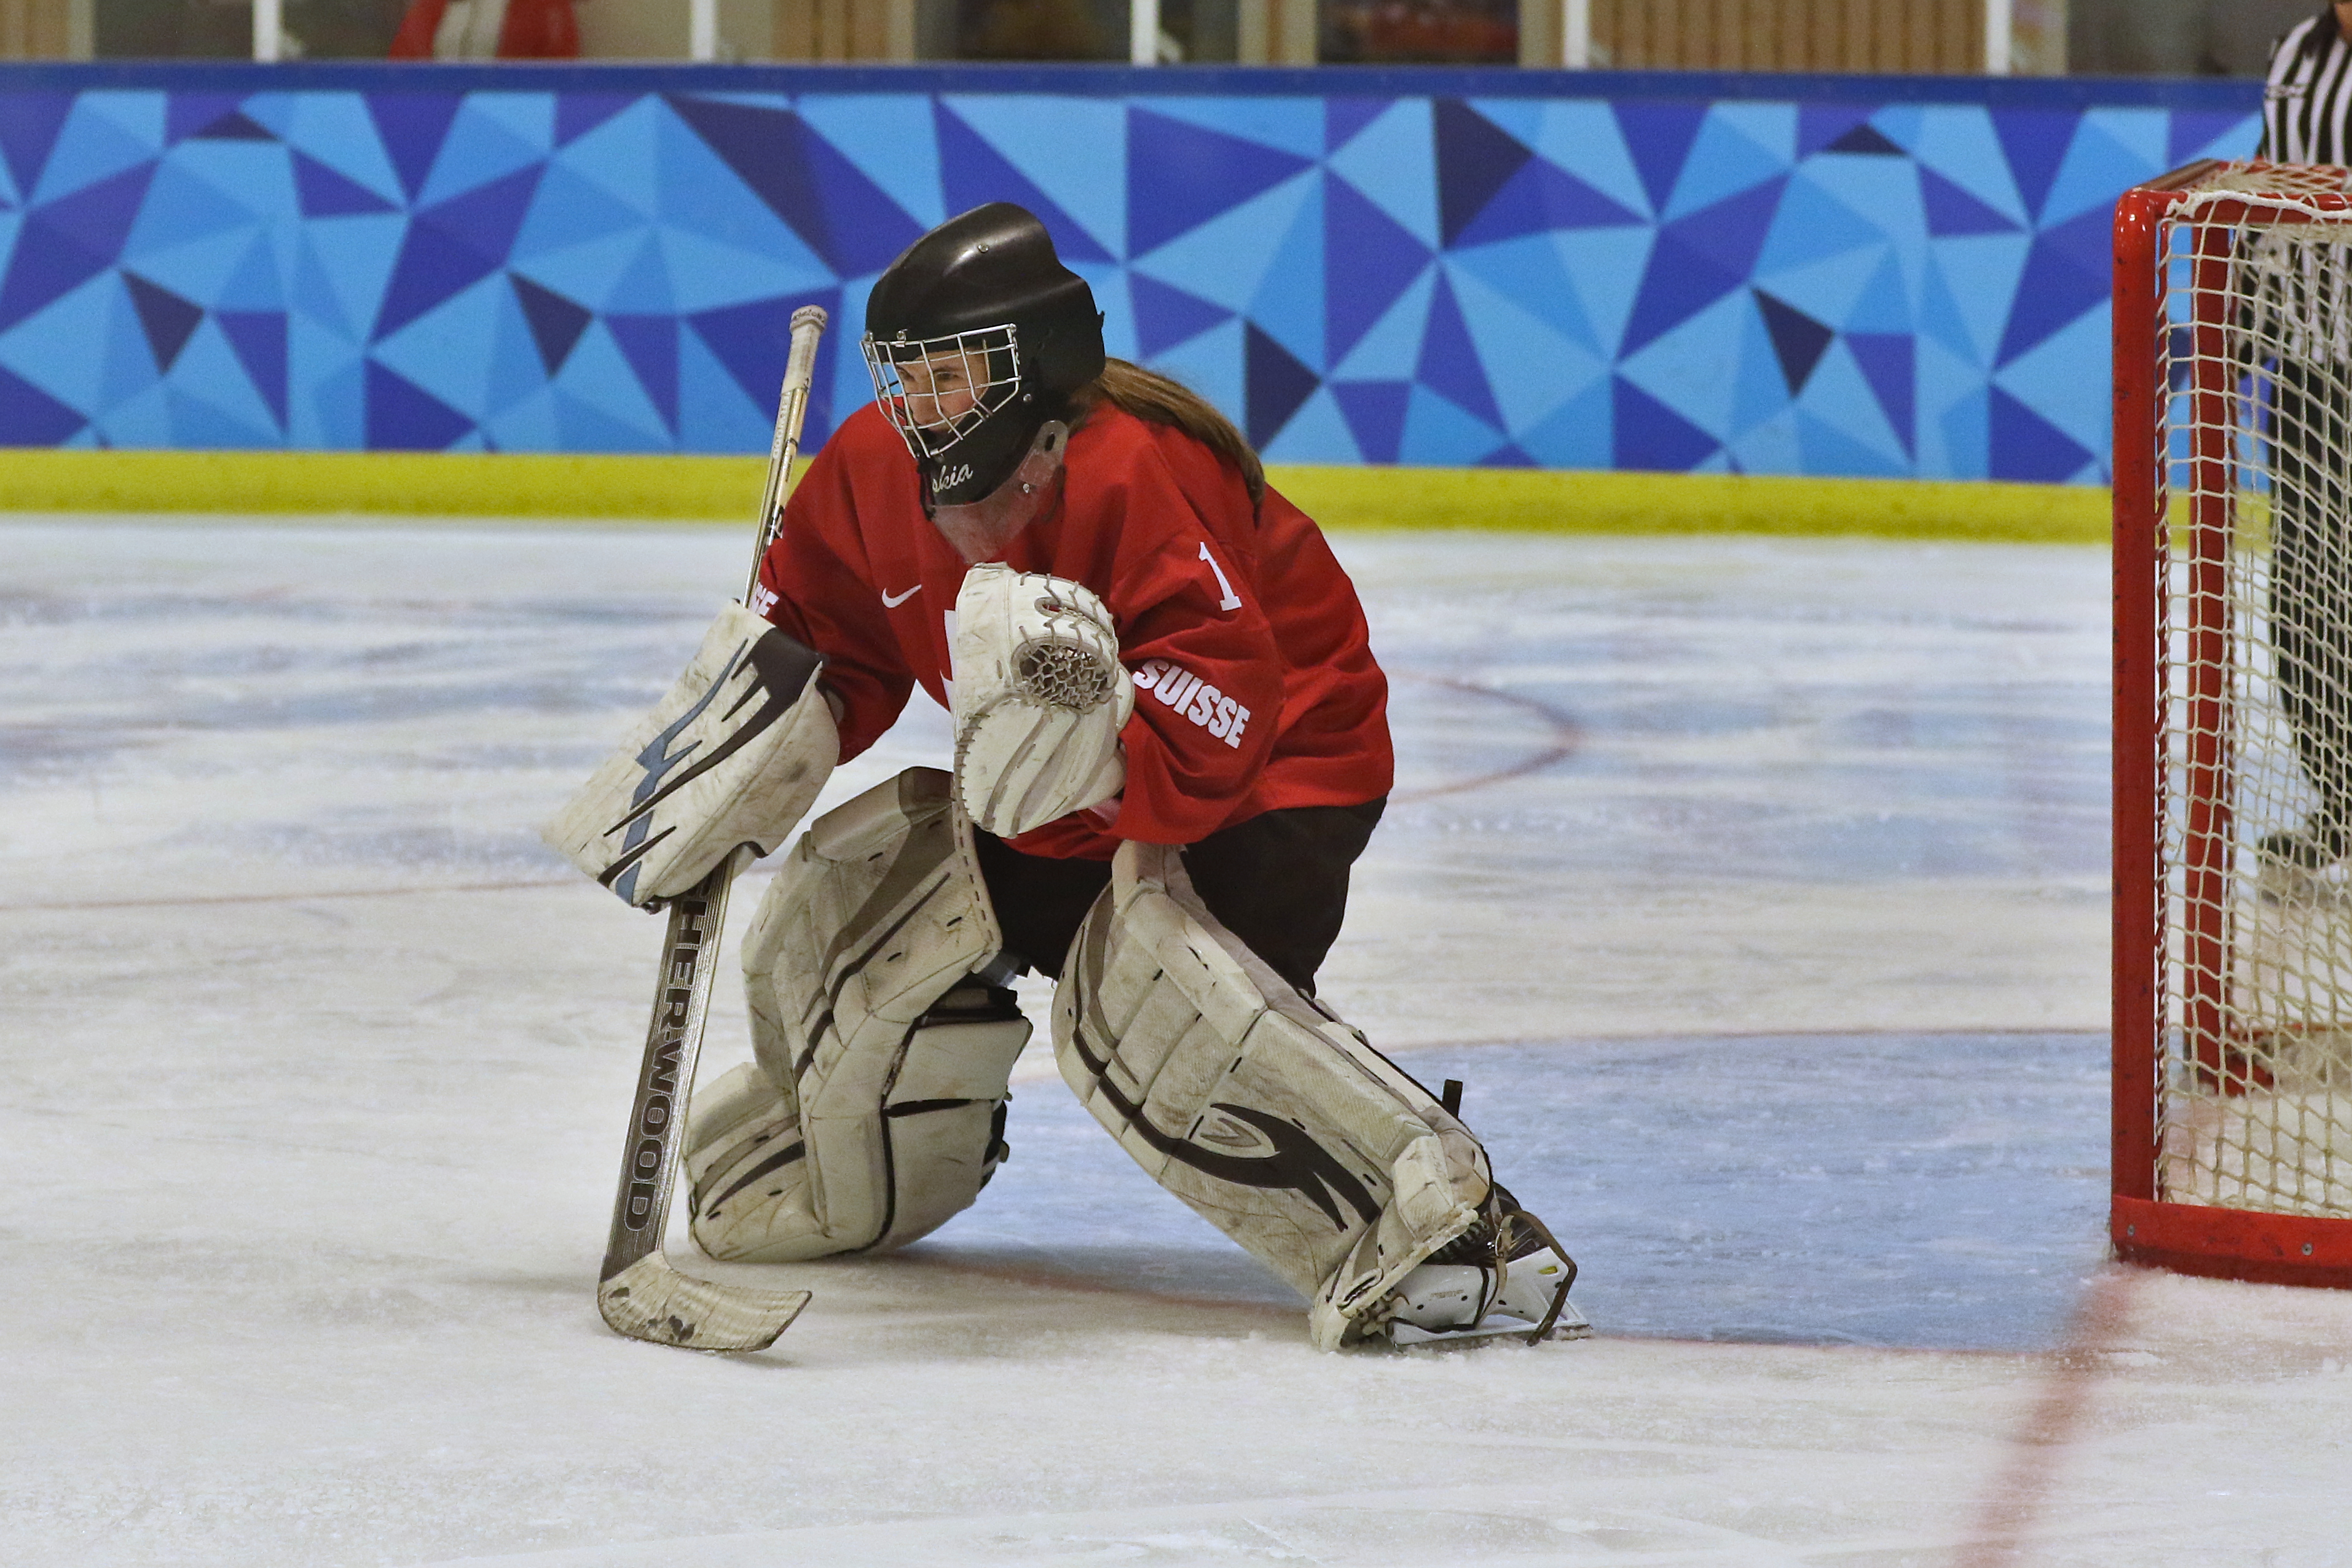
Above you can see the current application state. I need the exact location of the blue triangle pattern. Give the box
[1130,106,1313,257]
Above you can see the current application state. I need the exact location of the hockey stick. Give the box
[596,305,829,1352]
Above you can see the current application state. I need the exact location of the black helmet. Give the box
[862,203,1106,508]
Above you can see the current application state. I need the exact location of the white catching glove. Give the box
[950,565,1135,837]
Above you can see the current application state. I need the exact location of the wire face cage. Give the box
[2114,160,2352,1287]
[861,324,1024,461]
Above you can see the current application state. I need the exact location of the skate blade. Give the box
[598,1254,809,1352]
[1389,1307,1595,1350]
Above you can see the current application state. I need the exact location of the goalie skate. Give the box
[1379,1188,1591,1349]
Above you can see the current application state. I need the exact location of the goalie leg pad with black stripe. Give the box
[541,601,839,907]
[687,768,1031,1263]
[1052,841,1493,1350]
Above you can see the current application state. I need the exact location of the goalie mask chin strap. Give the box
[929,420,1069,565]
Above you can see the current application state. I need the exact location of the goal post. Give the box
[2114,160,2352,1288]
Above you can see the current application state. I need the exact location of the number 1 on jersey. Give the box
[1198,543,1242,612]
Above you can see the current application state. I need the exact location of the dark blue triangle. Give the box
[2169,109,2256,166]
[1621,177,1785,354]
[1416,270,1503,429]
[1327,97,1388,154]
[0,93,74,207]
[1130,271,1230,356]
[1799,106,1875,159]
[1996,204,2110,366]
[1484,442,1538,467]
[1454,155,1643,248]
[218,309,288,428]
[365,359,473,449]
[1331,380,1408,463]
[1921,167,2020,236]
[934,103,1114,264]
[1847,331,1914,456]
[0,163,157,332]
[167,95,245,145]
[192,110,275,143]
[1433,98,1532,248]
[1324,173,1430,362]
[1988,385,2090,482]
[1993,109,2074,225]
[686,289,842,442]
[374,164,544,339]
[1827,123,1905,157]
[1614,375,1717,471]
[557,93,636,147]
[510,273,591,376]
[365,92,463,204]
[0,361,83,443]
[292,151,398,218]
[122,271,203,372]
[1245,320,1318,448]
[799,126,927,276]
[1129,106,1313,256]
[1613,101,1707,215]
[607,313,679,434]
[1754,289,1832,394]
[665,96,835,271]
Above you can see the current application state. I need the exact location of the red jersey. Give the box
[753,400,1393,860]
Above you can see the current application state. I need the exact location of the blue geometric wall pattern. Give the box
[0,64,2261,480]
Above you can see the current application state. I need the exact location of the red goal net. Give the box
[2114,160,2352,1287]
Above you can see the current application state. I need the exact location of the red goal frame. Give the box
[2112,160,2352,1288]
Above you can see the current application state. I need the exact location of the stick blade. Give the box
[597,1254,809,1352]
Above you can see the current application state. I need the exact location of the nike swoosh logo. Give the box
[881,586,920,608]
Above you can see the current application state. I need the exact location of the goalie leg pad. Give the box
[542,601,840,906]
[1052,841,1492,1350]
[689,768,1031,1263]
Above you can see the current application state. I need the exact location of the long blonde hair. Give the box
[1066,359,1265,510]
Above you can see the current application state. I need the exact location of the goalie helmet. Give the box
[862,203,1106,509]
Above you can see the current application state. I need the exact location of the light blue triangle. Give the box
[549,98,661,216]
[482,385,561,453]
[1144,316,1244,429]
[1261,384,1359,463]
[288,343,366,447]
[518,232,650,313]
[419,95,552,208]
[98,274,162,410]
[1797,340,1906,469]
[216,230,286,312]
[288,231,361,341]
[1845,252,1912,334]
[1914,333,1986,479]
[1325,101,1438,249]
[486,278,551,417]
[1398,385,1502,466]
[114,227,257,313]
[794,94,946,230]
[162,319,282,443]
[1992,300,2112,458]
[233,91,296,139]
[1665,103,1795,221]
[36,93,162,203]
[553,382,666,453]
[1551,225,1655,360]
[1130,170,1315,312]
[677,324,768,454]
[1144,96,1323,160]
[1527,100,1653,221]
[121,160,263,269]
[1447,233,1605,357]
[0,274,116,411]
[171,142,297,221]
[1615,290,1751,441]
[512,161,654,263]
[1753,245,1888,332]
[277,93,406,211]
[655,225,832,313]
[2040,114,2163,230]
[1443,259,1607,434]
[1788,155,1927,257]
[370,275,509,422]
[1512,375,1611,468]
[603,233,675,313]
[650,105,819,262]
[1729,294,1793,437]
[1755,168,1891,279]
[1080,262,1137,361]
[1727,409,1802,474]
[1926,234,2029,367]
[1795,403,1906,478]
[1247,179,1323,370]
[1329,265,1433,381]
[944,95,1127,258]
[1907,106,2027,228]
[93,381,171,447]
[293,217,403,347]
[553,324,671,446]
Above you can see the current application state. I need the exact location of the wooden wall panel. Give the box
[0,0,69,58]
[1593,0,1983,73]
[773,0,910,59]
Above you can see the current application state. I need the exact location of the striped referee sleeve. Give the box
[2264,14,2352,166]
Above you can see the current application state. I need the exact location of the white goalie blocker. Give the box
[542,602,839,906]
[686,769,1031,1263]
[950,564,1133,837]
[1055,841,1526,1350]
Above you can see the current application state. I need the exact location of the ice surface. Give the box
[5,520,2349,1567]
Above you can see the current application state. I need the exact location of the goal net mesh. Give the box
[2159,163,2352,1218]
